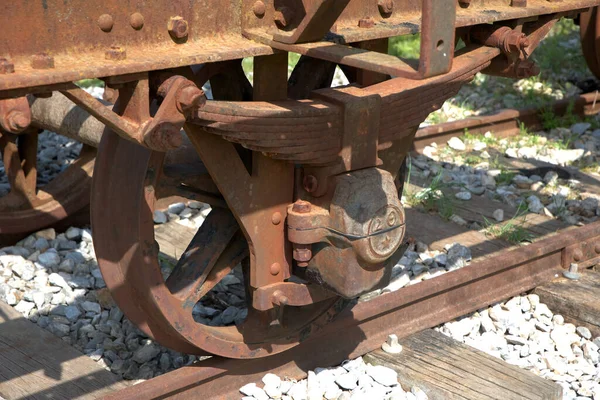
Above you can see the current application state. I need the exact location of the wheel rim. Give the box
[0,130,93,234]
[580,7,600,79]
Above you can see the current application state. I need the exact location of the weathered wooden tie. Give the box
[535,269,600,338]
[0,302,128,400]
[365,329,563,400]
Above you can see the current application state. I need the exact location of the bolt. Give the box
[98,14,114,32]
[573,248,584,262]
[31,53,54,69]
[293,244,312,267]
[269,262,281,276]
[274,7,293,29]
[381,334,403,354]
[292,200,311,214]
[271,212,282,225]
[253,1,266,18]
[6,111,30,133]
[563,263,580,280]
[0,58,14,74]
[378,0,394,16]
[272,291,289,306]
[168,16,189,40]
[303,175,318,193]
[130,13,145,30]
[511,0,527,6]
[177,85,206,113]
[358,18,375,28]
[105,46,127,61]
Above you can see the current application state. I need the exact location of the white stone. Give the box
[335,373,358,390]
[14,300,35,315]
[239,383,269,400]
[492,209,504,222]
[366,365,398,387]
[262,372,282,388]
[447,137,466,151]
[455,191,472,201]
[288,381,308,400]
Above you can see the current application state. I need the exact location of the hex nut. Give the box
[168,16,189,40]
[105,46,127,61]
[292,200,311,213]
[358,18,375,28]
[378,0,394,16]
[0,58,14,74]
[31,53,54,69]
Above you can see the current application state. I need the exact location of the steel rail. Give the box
[105,218,600,399]
[413,91,600,151]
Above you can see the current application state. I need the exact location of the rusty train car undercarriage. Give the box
[2,0,600,359]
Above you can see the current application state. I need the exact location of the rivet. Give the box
[105,46,127,61]
[98,14,114,32]
[271,212,282,225]
[573,248,583,262]
[130,13,145,30]
[253,1,266,18]
[31,53,54,69]
[0,57,15,74]
[595,243,600,254]
[270,263,281,275]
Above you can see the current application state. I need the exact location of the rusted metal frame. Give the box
[61,75,205,151]
[271,0,352,44]
[185,54,294,290]
[108,219,600,399]
[315,2,598,44]
[246,0,456,80]
[419,0,456,78]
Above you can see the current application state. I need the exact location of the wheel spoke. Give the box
[0,132,35,207]
[165,207,240,306]
[17,132,38,195]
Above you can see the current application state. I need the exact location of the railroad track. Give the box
[1,86,599,400]
[3,3,600,399]
[96,92,600,399]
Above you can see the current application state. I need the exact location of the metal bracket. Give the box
[563,235,600,269]
[272,0,352,44]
